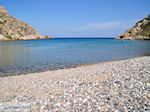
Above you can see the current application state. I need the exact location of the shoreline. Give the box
[0,57,138,77]
[0,56,150,111]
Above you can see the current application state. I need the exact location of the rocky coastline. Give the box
[116,14,150,40]
[0,56,150,111]
[0,6,52,40]
[0,35,53,41]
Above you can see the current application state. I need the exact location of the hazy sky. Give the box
[1,0,150,37]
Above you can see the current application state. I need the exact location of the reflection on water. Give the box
[139,53,150,56]
[0,41,32,66]
[0,38,150,76]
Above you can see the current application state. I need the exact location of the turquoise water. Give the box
[0,38,150,76]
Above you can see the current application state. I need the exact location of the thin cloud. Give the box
[43,21,135,37]
[78,22,121,30]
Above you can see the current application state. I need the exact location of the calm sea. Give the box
[0,38,150,76]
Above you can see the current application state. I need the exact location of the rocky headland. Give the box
[0,6,52,40]
[0,57,150,111]
[116,14,150,40]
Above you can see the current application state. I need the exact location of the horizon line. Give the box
[53,37,115,38]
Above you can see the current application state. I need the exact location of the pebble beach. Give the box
[0,56,150,112]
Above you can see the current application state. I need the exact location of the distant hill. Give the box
[0,6,52,40]
[116,14,150,40]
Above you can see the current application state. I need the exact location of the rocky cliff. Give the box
[116,14,150,40]
[0,6,52,40]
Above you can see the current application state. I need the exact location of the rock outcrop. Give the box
[116,14,150,40]
[0,6,52,40]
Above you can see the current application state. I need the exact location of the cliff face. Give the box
[116,14,150,40]
[0,6,51,40]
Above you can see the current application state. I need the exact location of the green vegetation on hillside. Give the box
[0,21,4,24]
[5,35,12,39]
[140,22,150,37]
[136,21,150,38]
[136,15,150,38]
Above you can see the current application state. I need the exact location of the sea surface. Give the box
[0,38,150,76]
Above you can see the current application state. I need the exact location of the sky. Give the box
[1,0,150,37]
